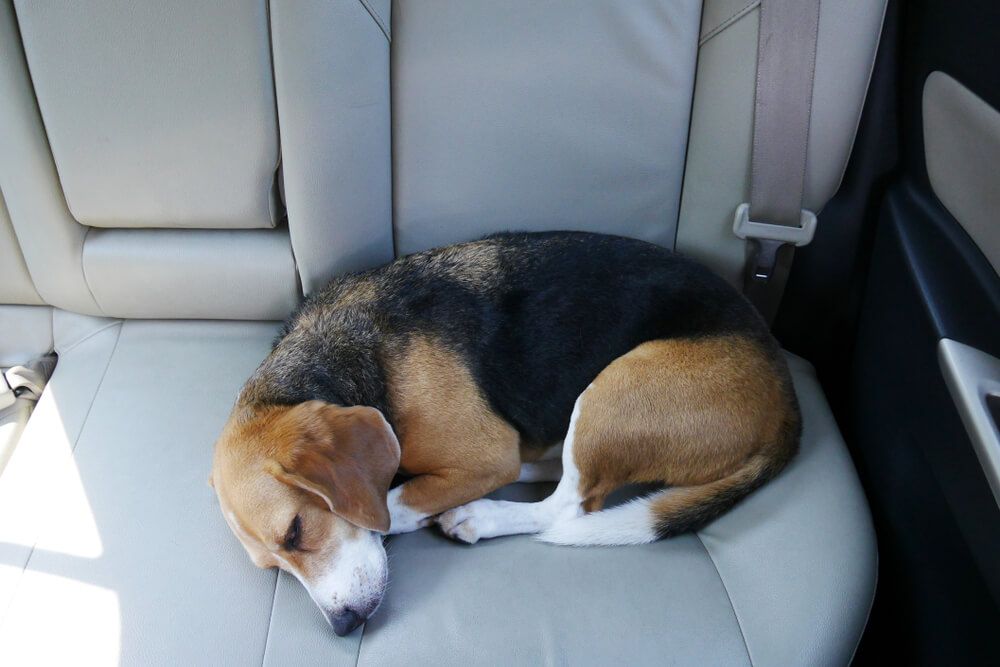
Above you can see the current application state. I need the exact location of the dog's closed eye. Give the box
[283,515,302,551]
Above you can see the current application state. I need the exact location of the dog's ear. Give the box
[269,401,400,533]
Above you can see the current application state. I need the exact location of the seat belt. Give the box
[733,0,822,324]
[0,365,45,411]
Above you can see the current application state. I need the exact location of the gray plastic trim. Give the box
[938,338,1000,508]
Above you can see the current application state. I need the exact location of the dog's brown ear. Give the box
[270,402,400,533]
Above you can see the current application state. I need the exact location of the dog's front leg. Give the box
[386,482,434,534]
[386,464,520,535]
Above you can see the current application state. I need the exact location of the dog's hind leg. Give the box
[438,336,798,545]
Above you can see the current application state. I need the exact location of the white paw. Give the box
[436,500,494,544]
[388,515,433,535]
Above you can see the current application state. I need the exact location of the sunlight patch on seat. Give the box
[0,570,120,665]
[0,382,103,559]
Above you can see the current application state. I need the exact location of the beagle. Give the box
[210,231,800,635]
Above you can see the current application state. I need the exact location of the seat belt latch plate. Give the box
[732,203,817,247]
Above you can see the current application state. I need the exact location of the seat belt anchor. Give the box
[732,203,817,281]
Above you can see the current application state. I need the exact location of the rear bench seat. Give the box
[0,1,885,664]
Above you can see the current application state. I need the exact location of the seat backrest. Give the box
[0,0,393,318]
[393,0,887,285]
[0,192,41,308]
[1,0,886,319]
[16,2,280,231]
[392,0,702,255]
[678,0,887,285]
[0,191,51,367]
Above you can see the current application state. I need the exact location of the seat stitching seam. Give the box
[79,226,108,316]
[821,1,890,217]
[2,320,123,627]
[700,0,760,46]
[358,0,390,42]
[259,571,281,667]
[264,0,282,229]
[675,2,707,250]
[56,320,121,356]
[848,544,880,664]
[67,320,122,455]
[8,1,104,316]
[353,600,369,666]
[695,532,755,666]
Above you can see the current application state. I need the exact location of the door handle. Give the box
[938,339,1000,508]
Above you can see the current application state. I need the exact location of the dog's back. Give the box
[285,231,790,449]
[227,230,800,560]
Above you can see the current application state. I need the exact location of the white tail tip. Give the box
[536,497,658,546]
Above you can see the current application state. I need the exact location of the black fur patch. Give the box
[243,232,778,448]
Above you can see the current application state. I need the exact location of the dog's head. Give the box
[210,400,400,636]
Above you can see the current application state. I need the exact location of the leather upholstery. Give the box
[0,319,875,665]
[0,317,289,665]
[678,0,888,285]
[0,0,99,313]
[0,0,300,319]
[81,228,300,320]
[0,0,888,307]
[0,305,52,368]
[392,0,702,255]
[0,194,42,306]
[0,0,884,663]
[923,71,1000,276]
[14,0,280,230]
[270,0,395,294]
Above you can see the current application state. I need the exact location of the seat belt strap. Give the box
[733,0,822,323]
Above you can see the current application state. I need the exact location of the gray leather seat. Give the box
[0,1,884,664]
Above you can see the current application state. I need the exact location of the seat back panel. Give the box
[391,0,702,254]
[14,0,280,230]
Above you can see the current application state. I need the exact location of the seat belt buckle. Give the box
[733,203,817,282]
[0,372,15,411]
[732,203,817,247]
[0,365,45,411]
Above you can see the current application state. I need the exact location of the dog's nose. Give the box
[329,609,364,637]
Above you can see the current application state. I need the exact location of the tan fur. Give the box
[331,278,378,310]
[569,336,795,512]
[385,336,521,514]
[212,401,398,570]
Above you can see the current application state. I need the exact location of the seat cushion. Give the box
[0,315,875,666]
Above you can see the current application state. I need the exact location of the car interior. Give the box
[0,0,997,665]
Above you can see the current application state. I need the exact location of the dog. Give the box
[210,231,800,636]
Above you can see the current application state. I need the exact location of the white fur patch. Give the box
[537,496,658,546]
[306,530,387,619]
[386,485,433,534]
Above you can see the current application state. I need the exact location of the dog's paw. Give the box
[437,501,494,544]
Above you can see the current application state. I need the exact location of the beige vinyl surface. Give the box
[924,71,1000,276]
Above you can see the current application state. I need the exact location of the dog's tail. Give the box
[537,448,793,547]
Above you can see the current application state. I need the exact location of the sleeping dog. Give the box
[210,231,800,635]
